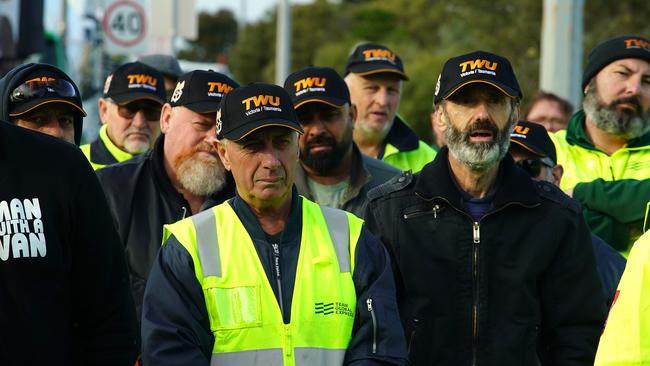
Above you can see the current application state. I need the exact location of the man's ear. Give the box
[215,140,232,171]
[159,103,173,134]
[98,98,109,125]
[348,103,358,127]
[552,164,564,187]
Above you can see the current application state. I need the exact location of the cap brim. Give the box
[444,80,519,101]
[224,119,304,141]
[9,98,87,117]
[183,101,221,113]
[294,96,348,109]
[510,139,546,158]
[111,91,165,105]
[347,64,408,80]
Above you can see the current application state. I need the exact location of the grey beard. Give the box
[177,155,226,197]
[442,110,513,171]
[583,83,650,140]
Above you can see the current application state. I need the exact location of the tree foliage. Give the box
[188,0,650,143]
[178,10,238,63]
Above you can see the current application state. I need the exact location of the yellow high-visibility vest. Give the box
[595,228,650,365]
[163,198,364,366]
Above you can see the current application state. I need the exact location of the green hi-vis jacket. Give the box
[379,116,436,173]
[595,214,650,365]
[162,199,363,366]
[80,124,134,170]
[550,110,650,254]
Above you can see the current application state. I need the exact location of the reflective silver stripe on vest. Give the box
[294,347,346,366]
[191,209,221,277]
[320,205,351,273]
[211,348,283,366]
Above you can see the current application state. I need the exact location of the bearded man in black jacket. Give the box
[96,70,237,320]
[365,51,606,365]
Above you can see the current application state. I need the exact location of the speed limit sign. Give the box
[102,0,147,53]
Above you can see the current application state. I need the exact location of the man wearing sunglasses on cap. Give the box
[0,63,86,145]
[510,120,626,309]
[81,61,166,170]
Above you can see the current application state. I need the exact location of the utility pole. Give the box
[275,0,291,85]
[539,0,584,107]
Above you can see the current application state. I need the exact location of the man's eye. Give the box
[59,116,75,127]
[26,116,46,124]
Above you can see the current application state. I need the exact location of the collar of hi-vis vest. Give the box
[566,109,650,150]
[377,114,420,159]
[229,186,303,244]
[99,124,135,162]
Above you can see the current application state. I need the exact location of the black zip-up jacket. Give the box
[0,63,84,145]
[95,135,235,319]
[142,190,408,365]
[0,120,138,365]
[365,147,606,366]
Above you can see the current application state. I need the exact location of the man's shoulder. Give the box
[362,154,401,178]
[367,170,417,203]
[533,180,581,215]
[96,152,150,182]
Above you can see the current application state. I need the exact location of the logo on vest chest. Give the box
[314,301,353,317]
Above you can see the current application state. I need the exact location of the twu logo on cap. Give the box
[242,95,281,110]
[362,49,396,63]
[459,59,498,73]
[513,125,530,135]
[624,38,650,51]
[127,74,158,86]
[208,82,234,95]
[294,77,326,92]
[26,76,55,83]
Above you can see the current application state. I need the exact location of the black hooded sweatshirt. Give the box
[0,63,84,145]
[0,120,139,365]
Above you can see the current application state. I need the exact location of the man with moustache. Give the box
[284,66,400,218]
[550,35,650,255]
[96,70,237,319]
[344,43,435,172]
[365,51,605,365]
[81,61,166,169]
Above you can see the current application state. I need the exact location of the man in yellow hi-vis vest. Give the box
[595,203,650,365]
[141,83,407,366]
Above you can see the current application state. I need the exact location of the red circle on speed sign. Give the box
[102,0,147,47]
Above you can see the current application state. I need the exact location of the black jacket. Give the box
[0,121,138,365]
[95,135,235,319]
[365,147,606,366]
[0,63,84,145]
[142,190,408,365]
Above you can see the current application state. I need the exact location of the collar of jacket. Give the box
[414,146,541,212]
[229,185,303,245]
[378,114,420,159]
[99,124,134,162]
[294,143,371,205]
[565,109,650,150]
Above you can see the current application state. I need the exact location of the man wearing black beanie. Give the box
[549,34,650,256]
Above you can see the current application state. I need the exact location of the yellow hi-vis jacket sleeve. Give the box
[595,229,650,365]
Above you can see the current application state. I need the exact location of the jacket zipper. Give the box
[271,243,284,316]
[367,298,377,354]
[415,192,540,366]
[472,221,480,366]
[402,204,442,219]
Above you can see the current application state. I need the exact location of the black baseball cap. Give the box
[345,43,408,80]
[216,83,304,141]
[510,120,557,164]
[582,35,650,89]
[169,70,239,113]
[8,64,86,117]
[137,54,183,79]
[103,61,166,105]
[283,66,350,109]
[434,50,522,104]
